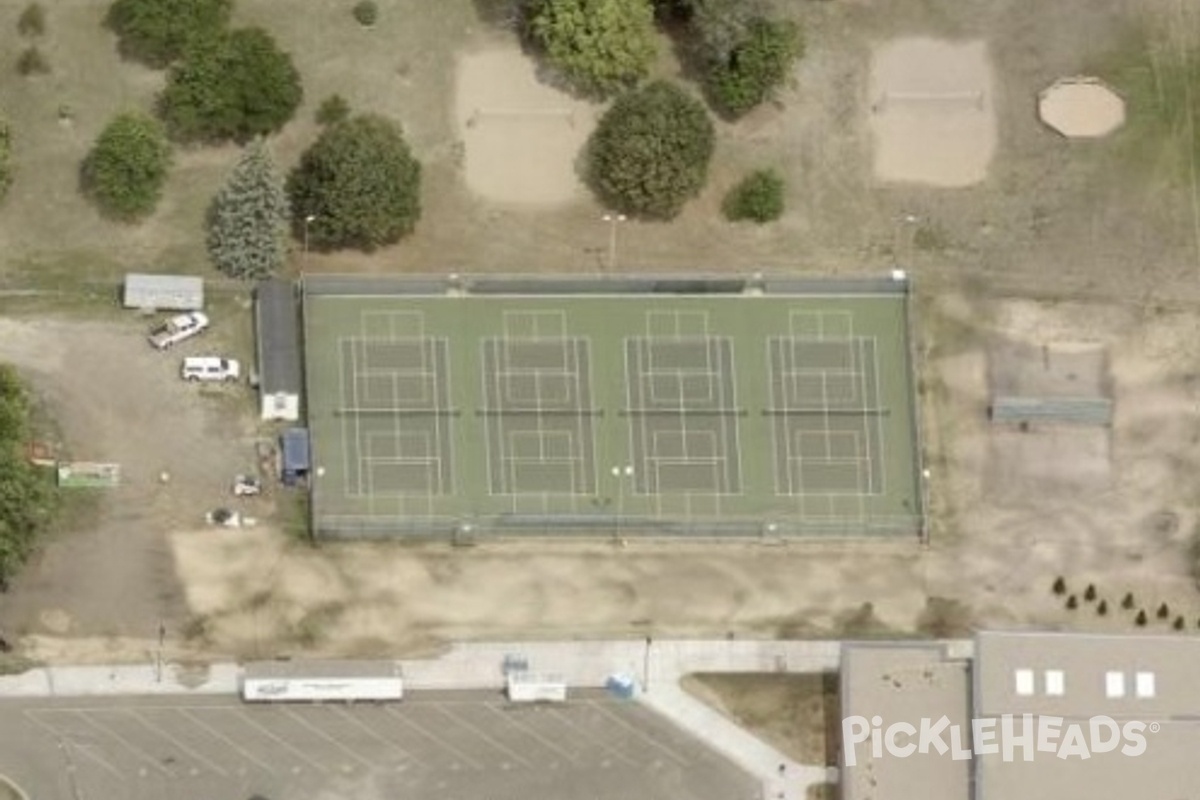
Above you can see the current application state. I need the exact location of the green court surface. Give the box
[302,277,924,539]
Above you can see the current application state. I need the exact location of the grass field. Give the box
[302,276,922,538]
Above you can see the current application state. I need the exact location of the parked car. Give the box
[148,311,208,350]
[181,357,240,383]
[233,475,261,496]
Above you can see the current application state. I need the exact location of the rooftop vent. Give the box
[1136,672,1156,699]
[1015,669,1034,696]
[1105,671,1125,699]
[1044,670,1065,697]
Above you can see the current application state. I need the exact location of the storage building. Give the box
[255,279,302,421]
[123,273,204,311]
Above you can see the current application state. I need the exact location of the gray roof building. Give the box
[842,632,1200,800]
[255,280,302,417]
[841,642,972,800]
[123,273,204,311]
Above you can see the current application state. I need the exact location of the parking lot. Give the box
[0,692,757,800]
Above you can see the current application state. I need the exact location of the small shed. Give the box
[255,279,302,422]
[123,273,204,311]
[280,427,310,487]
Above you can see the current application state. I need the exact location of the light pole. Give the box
[303,214,317,266]
[602,213,626,272]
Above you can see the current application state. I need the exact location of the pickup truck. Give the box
[148,311,208,350]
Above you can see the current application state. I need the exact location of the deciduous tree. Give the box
[586,80,714,219]
[82,112,172,220]
[159,27,302,144]
[287,115,422,251]
[106,0,231,67]
[528,0,657,97]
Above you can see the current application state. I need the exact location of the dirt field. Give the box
[683,673,841,766]
[4,0,1200,668]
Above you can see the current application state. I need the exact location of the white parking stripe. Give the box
[585,702,690,766]
[281,708,376,769]
[333,706,413,761]
[435,705,532,766]
[69,711,174,776]
[24,711,126,782]
[483,704,582,764]
[383,706,483,769]
[234,710,330,773]
[178,709,275,774]
[545,707,639,767]
[123,710,229,776]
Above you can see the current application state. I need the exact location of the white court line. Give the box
[338,338,353,499]
[433,705,533,767]
[578,702,690,766]
[280,707,377,770]
[870,336,887,497]
[122,710,229,776]
[351,338,365,497]
[482,704,583,764]
[332,707,413,761]
[766,340,784,496]
[382,706,483,769]
[544,707,640,767]
[439,339,454,495]
[63,710,173,776]
[178,708,275,774]
[233,710,330,773]
[24,711,126,782]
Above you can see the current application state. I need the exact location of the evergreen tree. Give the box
[207,139,290,279]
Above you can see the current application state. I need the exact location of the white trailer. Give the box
[506,672,568,703]
[242,660,403,703]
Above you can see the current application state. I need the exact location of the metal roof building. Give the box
[123,273,204,311]
[255,279,302,421]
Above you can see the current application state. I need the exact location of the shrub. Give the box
[704,17,800,118]
[0,365,58,588]
[587,80,714,219]
[528,0,657,98]
[159,27,303,144]
[1052,576,1066,595]
[287,114,422,251]
[106,0,232,68]
[353,0,379,26]
[1065,594,1078,610]
[16,47,49,76]
[1157,602,1170,619]
[82,112,172,220]
[1135,609,1147,626]
[207,139,291,280]
[1174,615,1185,630]
[1121,591,1134,609]
[17,3,46,37]
[316,94,351,126]
[722,169,784,223]
[1083,583,1096,602]
[1097,600,1108,615]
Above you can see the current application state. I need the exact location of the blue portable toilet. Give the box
[280,428,310,486]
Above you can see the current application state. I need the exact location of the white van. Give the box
[181,357,240,383]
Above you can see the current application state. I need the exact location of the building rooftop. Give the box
[841,642,972,800]
[255,279,302,395]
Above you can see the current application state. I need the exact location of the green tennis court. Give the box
[301,276,924,539]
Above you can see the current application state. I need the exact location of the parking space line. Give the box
[281,708,378,769]
[584,702,690,766]
[383,706,483,769]
[24,711,126,783]
[124,710,229,776]
[179,709,274,774]
[545,707,640,767]
[435,705,533,767]
[234,710,331,773]
[483,704,583,764]
[333,707,413,761]
[69,710,175,776]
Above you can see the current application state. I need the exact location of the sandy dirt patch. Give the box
[869,38,996,186]
[455,45,598,206]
